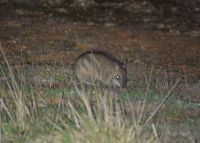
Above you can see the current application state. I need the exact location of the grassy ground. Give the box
[0,61,199,143]
[0,2,200,143]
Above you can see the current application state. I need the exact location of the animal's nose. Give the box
[121,83,127,88]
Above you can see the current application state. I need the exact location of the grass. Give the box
[0,76,158,143]
[0,45,199,142]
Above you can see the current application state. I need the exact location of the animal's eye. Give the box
[116,75,120,80]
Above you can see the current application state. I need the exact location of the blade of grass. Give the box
[139,66,154,124]
[143,78,181,127]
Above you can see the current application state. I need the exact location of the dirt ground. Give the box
[0,2,200,102]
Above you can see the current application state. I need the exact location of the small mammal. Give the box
[73,50,127,88]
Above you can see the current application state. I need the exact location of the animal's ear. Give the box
[123,59,128,68]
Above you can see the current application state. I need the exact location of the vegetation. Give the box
[0,47,199,143]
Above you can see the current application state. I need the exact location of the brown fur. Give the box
[73,50,127,88]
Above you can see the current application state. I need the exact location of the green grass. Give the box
[0,85,155,142]
[1,70,199,143]
[0,46,199,142]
